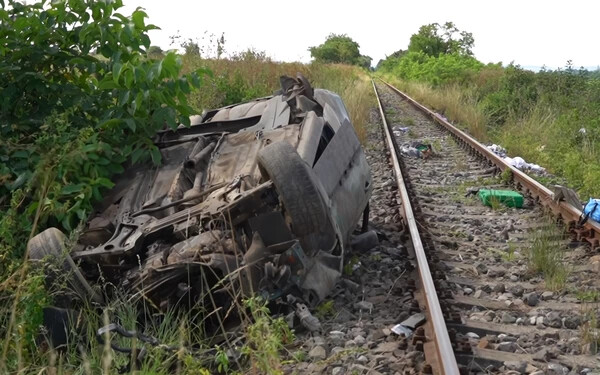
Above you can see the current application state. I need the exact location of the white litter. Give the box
[486,144,546,175]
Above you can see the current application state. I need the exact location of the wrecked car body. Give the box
[29,74,372,328]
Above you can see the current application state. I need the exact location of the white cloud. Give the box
[124,0,600,69]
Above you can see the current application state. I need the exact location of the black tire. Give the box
[28,228,104,305]
[257,141,335,254]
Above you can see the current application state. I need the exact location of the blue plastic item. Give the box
[583,198,600,223]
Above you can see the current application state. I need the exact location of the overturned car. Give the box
[30,75,372,327]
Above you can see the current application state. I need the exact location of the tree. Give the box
[408,22,474,57]
[309,34,372,69]
[376,49,407,70]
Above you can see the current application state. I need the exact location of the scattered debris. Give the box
[583,198,600,224]
[296,303,321,333]
[400,141,433,159]
[434,112,448,121]
[551,184,582,208]
[393,126,410,137]
[486,143,547,174]
[391,312,426,337]
[478,189,524,208]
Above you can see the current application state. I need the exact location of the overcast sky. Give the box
[123,0,599,69]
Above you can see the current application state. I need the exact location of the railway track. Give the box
[372,80,600,374]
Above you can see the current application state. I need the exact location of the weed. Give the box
[343,255,361,276]
[502,241,518,262]
[403,117,415,126]
[452,159,468,173]
[527,219,570,291]
[500,168,513,184]
[580,306,600,354]
[319,347,365,366]
[242,297,294,375]
[291,350,306,363]
[488,196,502,211]
[215,345,230,373]
[449,230,467,239]
[315,300,335,320]
[576,290,600,303]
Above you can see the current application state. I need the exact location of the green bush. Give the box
[383,51,483,86]
[0,0,206,266]
[0,0,206,359]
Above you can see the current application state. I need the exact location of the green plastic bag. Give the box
[478,189,523,208]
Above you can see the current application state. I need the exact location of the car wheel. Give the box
[257,141,335,254]
[28,228,104,305]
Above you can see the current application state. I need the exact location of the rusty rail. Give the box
[379,79,600,250]
[372,80,460,375]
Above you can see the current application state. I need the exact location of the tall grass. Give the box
[527,219,570,291]
[381,74,600,198]
[182,55,374,143]
[383,77,488,141]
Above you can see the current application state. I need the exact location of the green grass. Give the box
[527,219,570,291]
[502,241,518,262]
[488,195,502,211]
[403,117,415,126]
[315,300,335,320]
[343,255,361,276]
[1,292,295,374]
[580,305,600,355]
[500,168,513,184]
[576,290,600,303]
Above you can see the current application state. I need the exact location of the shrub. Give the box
[0,0,205,362]
[384,51,484,86]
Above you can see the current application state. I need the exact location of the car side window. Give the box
[313,122,335,166]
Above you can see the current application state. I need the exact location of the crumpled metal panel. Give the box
[313,121,361,196]
[328,149,372,244]
[314,89,350,131]
[297,111,324,166]
[211,100,269,122]
[242,96,291,132]
[323,104,343,132]
[206,125,300,187]
[143,142,197,207]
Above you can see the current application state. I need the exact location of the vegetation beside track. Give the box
[377,22,600,199]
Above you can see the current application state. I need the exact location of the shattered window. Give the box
[313,123,335,166]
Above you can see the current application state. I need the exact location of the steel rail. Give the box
[372,80,460,375]
[379,79,600,250]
